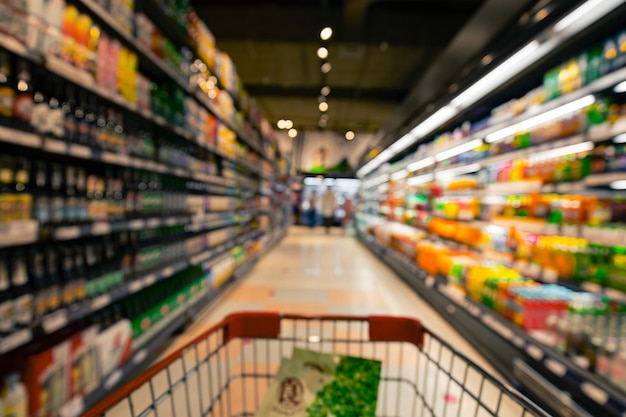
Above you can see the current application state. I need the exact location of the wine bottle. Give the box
[13,59,34,132]
[29,248,49,318]
[48,76,65,139]
[0,253,14,335]
[11,254,34,327]
[62,82,77,141]
[0,51,15,127]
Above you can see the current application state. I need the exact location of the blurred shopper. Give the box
[322,189,336,234]
[308,191,318,228]
[343,197,353,233]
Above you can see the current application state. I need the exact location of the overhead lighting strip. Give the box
[357,0,625,178]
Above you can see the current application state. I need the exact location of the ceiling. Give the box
[192,0,574,163]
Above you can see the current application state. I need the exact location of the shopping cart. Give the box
[83,313,550,417]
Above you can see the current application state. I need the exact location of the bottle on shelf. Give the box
[12,59,34,132]
[0,51,15,127]
[29,248,49,319]
[44,245,61,314]
[0,254,14,336]
[11,254,33,328]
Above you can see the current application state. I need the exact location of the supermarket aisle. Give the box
[166,226,498,376]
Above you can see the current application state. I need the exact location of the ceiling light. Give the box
[452,41,540,108]
[481,55,493,65]
[321,62,332,73]
[319,102,329,112]
[410,105,457,139]
[284,120,293,129]
[614,133,626,143]
[317,47,329,59]
[288,128,298,138]
[345,131,355,140]
[357,0,619,179]
[391,170,408,181]
[277,119,286,129]
[436,163,481,180]
[407,157,435,172]
[320,114,329,122]
[553,0,622,35]
[435,138,483,162]
[615,81,626,93]
[534,8,549,22]
[321,86,331,96]
[407,173,434,186]
[485,95,595,143]
[611,180,626,190]
[528,141,593,163]
[320,27,333,41]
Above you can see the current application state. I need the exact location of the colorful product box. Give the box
[21,341,71,417]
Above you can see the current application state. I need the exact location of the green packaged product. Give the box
[256,348,381,417]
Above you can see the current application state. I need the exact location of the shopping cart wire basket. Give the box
[83,312,550,417]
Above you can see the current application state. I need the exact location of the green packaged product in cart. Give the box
[256,348,381,417]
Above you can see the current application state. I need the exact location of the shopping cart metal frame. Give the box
[83,312,551,417]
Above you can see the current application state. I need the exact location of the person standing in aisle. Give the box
[343,196,353,234]
[308,191,318,228]
[322,188,336,234]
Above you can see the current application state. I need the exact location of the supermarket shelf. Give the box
[0,228,265,356]
[0,215,191,249]
[0,125,246,188]
[78,0,268,156]
[0,38,269,180]
[60,283,226,417]
[387,67,626,186]
[53,215,191,241]
[136,0,268,153]
[357,230,626,417]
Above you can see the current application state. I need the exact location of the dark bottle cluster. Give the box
[0,223,193,336]
[0,154,189,227]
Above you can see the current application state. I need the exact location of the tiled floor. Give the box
[165,226,498,373]
[113,226,541,417]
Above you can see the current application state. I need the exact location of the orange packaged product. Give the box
[416,242,448,276]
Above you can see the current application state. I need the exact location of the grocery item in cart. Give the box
[256,347,381,417]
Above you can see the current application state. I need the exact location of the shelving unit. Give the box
[0,1,291,415]
[356,6,626,416]
[357,228,625,417]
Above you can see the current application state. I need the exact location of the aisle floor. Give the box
[170,226,495,373]
[126,227,539,417]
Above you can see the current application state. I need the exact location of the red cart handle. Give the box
[82,312,424,417]
[222,312,424,349]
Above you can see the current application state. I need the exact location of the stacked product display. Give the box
[0,1,291,416]
[358,20,626,417]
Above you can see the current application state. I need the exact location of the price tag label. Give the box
[525,344,544,360]
[42,309,68,334]
[128,280,144,293]
[91,294,112,311]
[104,369,123,390]
[44,139,67,154]
[55,226,82,240]
[482,314,514,340]
[133,349,148,365]
[91,222,111,235]
[0,329,32,354]
[143,274,157,287]
[147,218,160,228]
[68,144,92,158]
[129,219,145,230]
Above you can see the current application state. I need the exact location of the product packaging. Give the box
[256,348,381,417]
[95,319,132,377]
[21,341,71,417]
